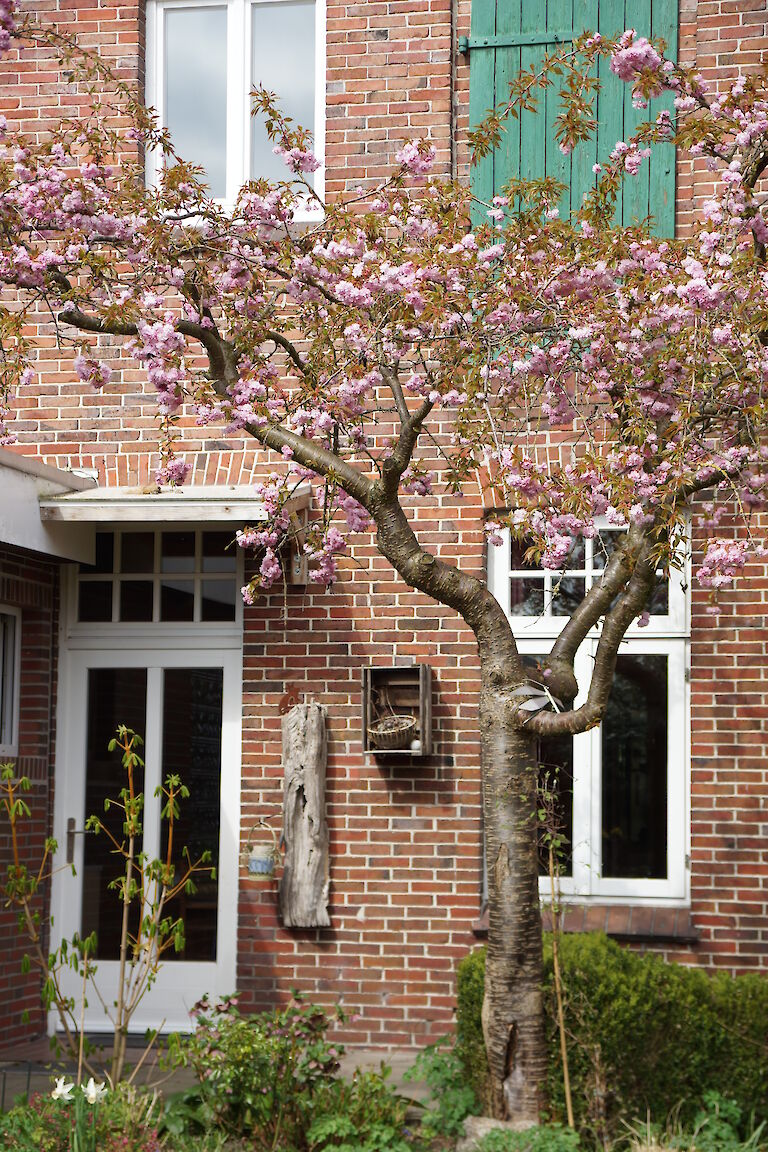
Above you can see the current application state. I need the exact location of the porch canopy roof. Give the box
[0,447,97,563]
[0,447,310,564]
[38,481,311,524]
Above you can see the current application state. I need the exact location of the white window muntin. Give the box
[487,527,689,639]
[515,635,688,904]
[145,0,326,213]
[68,528,244,638]
[0,605,21,758]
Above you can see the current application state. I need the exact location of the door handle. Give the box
[66,817,87,865]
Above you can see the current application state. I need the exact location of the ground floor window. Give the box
[488,529,689,903]
[521,638,687,901]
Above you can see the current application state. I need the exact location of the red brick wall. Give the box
[0,0,767,1053]
[0,545,58,1044]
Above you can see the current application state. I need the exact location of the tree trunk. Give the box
[479,673,546,1122]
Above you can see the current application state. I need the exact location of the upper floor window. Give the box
[145,0,325,205]
[0,606,21,758]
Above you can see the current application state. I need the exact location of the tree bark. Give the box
[479,668,546,1122]
[278,702,331,928]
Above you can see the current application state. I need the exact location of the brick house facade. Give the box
[0,0,767,1050]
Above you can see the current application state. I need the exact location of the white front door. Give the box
[51,646,241,1033]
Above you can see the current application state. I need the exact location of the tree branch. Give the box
[379,365,435,497]
[370,492,522,681]
[523,544,657,737]
[544,526,646,701]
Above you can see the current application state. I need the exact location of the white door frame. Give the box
[50,641,242,1034]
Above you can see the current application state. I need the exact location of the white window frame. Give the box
[488,528,690,904]
[145,0,326,215]
[66,527,244,644]
[0,605,21,759]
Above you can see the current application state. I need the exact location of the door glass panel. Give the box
[0,611,17,746]
[510,578,545,617]
[79,532,114,575]
[82,669,147,957]
[165,6,228,197]
[160,668,223,961]
[602,654,668,878]
[251,0,315,183]
[523,657,573,877]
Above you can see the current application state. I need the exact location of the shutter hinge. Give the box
[459,31,572,54]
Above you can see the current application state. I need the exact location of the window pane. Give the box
[510,539,538,570]
[161,531,195,574]
[201,579,237,621]
[648,578,669,615]
[551,576,586,616]
[510,578,545,617]
[79,532,114,575]
[251,0,315,183]
[82,669,147,957]
[121,532,155,574]
[161,668,223,960]
[602,653,668,879]
[562,536,586,571]
[0,612,17,746]
[78,580,113,623]
[161,579,195,621]
[120,580,154,623]
[202,531,237,573]
[165,6,228,197]
[594,528,623,570]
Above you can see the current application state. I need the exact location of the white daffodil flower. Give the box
[82,1077,107,1105]
[51,1076,75,1101]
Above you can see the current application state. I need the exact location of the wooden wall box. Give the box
[362,664,432,757]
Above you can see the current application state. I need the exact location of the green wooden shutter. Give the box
[466,0,677,235]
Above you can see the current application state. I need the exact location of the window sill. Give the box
[471,904,699,945]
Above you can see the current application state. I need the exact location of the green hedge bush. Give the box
[456,934,768,1137]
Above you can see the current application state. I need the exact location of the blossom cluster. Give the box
[0,21,766,606]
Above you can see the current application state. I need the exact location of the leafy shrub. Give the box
[169,994,412,1151]
[404,1038,479,1139]
[456,935,768,1138]
[309,1067,411,1152]
[168,994,344,1145]
[477,1122,581,1152]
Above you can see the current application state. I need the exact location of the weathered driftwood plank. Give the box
[278,702,330,927]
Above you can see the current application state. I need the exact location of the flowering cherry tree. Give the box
[2,3,768,1120]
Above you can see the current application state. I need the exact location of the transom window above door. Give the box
[145,0,325,206]
[77,529,239,624]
